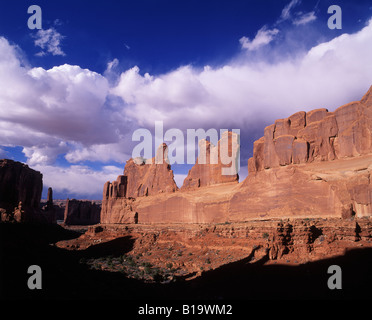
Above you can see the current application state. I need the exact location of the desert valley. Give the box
[1,86,372,300]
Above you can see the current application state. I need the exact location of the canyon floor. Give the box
[1,217,371,300]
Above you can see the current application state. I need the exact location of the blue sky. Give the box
[1,0,372,199]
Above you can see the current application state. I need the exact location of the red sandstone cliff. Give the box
[181,131,240,190]
[232,86,372,220]
[123,143,178,198]
[0,159,54,223]
[248,86,372,173]
[100,86,372,224]
[101,143,178,223]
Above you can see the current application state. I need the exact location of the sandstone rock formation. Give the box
[42,187,54,214]
[124,143,178,198]
[231,154,372,220]
[40,198,68,221]
[64,199,101,225]
[181,131,240,190]
[248,87,372,173]
[46,187,53,209]
[103,143,178,200]
[100,86,372,224]
[0,159,50,223]
[40,187,57,223]
[101,197,137,224]
[101,143,177,223]
[237,86,372,220]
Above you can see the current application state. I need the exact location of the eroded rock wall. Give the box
[0,159,47,223]
[181,131,240,190]
[248,86,372,173]
[123,143,178,198]
[101,86,372,224]
[64,199,101,225]
[101,143,178,223]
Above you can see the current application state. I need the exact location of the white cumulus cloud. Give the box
[0,36,131,167]
[1,15,372,198]
[33,164,122,197]
[111,19,372,133]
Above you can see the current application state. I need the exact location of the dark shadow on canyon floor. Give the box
[1,223,371,300]
[82,235,136,259]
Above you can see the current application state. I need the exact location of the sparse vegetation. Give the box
[77,226,255,285]
[83,254,178,283]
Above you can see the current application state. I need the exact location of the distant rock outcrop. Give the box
[64,199,101,225]
[181,131,240,190]
[0,159,54,223]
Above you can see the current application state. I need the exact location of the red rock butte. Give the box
[0,159,55,223]
[101,86,372,224]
